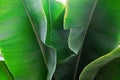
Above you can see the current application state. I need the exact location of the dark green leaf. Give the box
[79,0,120,74]
[64,0,99,79]
[54,55,77,80]
[65,0,99,54]
[41,0,73,61]
[79,46,120,80]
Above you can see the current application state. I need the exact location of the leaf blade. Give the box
[0,61,13,80]
[79,46,120,80]
[0,0,48,79]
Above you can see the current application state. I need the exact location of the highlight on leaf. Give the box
[56,0,67,6]
[0,0,120,80]
[0,49,4,61]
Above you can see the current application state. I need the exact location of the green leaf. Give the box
[64,0,120,79]
[39,1,76,79]
[0,0,48,80]
[54,55,77,80]
[23,0,47,43]
[95,57,120,80]
[64,0,99,79]
[22,0,57,80]
[64,0,99,29]
[78,0,120,74]
[41,0,73,61]
[79,46,120,80]
[65,0,99,54]
[0,61,13,80]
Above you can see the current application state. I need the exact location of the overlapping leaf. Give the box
[64,0,120,79]
[41,0,74,61]
[78,0,120,75]
[0,61,13,80]
[79,46,120,80]
[63,0,99,79]
[0,0,48,80]
[64,0,99,54]
[0,0,120,80]
[22,0,57,80]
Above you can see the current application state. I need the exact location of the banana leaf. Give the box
[64,0,120,79]
[1,0,120,80]
[65,0,99,54]
[0,61,13,80]
[22,0,57,80]
[79,46,120,80]
[0,0,53,80]
[78,0,120,74]
[41,0,74,61]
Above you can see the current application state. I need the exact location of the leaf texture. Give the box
[65,0,99,54]
[79,46,120,80]
[41,0,73,61]
[0,61,13,80]
[22,0,57,80]
[0,0,48,80]
[78,0,120,75]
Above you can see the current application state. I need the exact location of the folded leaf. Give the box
[79,46,120,80]
[54,55,77,80]
[64,1,99,79]
[79,0,120,74]
[22,0,57,80]
[65,0,99,54]
[64,0,98,29]
[95,53,120,80]
[23,0,47,43]
[41,0,73,61]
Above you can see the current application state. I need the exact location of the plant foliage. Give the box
[0,0,120,80]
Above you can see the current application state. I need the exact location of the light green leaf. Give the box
[22,0,57,80]
[95,54,120,80]
[0,0,48,80]
[64,0,99,29]
[23,0,47,43]
[65,0,99,54]
[39,1,78,79]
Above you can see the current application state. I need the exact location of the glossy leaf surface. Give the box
[65,0,98,54]
[79,46,120,80]
[41,0,73,61]
[79,0,120,73]
[0,0,48,80]
[0,0,120,80]
[22,0,57,80]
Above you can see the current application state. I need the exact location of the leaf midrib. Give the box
[22,0,48,67]
[73,0,99,80]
